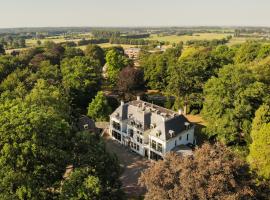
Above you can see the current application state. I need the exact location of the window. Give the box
[137,136,139,143]
[150,151,163,161]
[151,140,156,150]
[157,143,163,152]
[112,121,120,130]
[136,144,140,151]
[175,140,177,146]
[112,130,121,142]
[187,134,189,141]
[140,138,143,144]
[128,129,134,137]
[179,136,182,141]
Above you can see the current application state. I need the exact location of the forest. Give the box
[0,27,269,199]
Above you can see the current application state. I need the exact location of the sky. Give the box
[0,0,269,28]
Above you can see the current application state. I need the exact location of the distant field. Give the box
[26,37,82,47]
[77,43,139,50]
[149,33,232,44]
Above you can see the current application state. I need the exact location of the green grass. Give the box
[149,33,232,44]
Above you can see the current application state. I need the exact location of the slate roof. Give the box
[111,100,192,141]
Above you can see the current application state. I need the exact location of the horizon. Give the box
[1,0,270,28]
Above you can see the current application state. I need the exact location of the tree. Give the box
[84,44,105,66]
[61,56,100,109]
[234,42,261,64]
[87,91,112,121]
[167,47,219,112]
[0,100,71,199]
[140,143,256,200]
[202,64,269,145]
[60,168,102,200]
[117,66,144,93]
[105,49,129,85]
[64,47,84,59]
[36,40,42,46]
[0,43,5,55]
[60,131,123,200]
[248,104,270,180]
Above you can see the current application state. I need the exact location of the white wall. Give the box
[166,127,195,152]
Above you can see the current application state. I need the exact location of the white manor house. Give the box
[109,97,195,160]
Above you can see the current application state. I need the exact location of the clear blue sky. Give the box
[0,0,269,28]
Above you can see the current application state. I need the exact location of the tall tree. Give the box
[248,104,270,180]
[0,43,5,55]
[140,143,256,200]
[61,56,100,109]
[60,131,123,200]
[105,49,129,86]
[167,47,219,112]
[117,66,144,93]
[202,64,269,145]
[0,100,71,199]
[84,44,105,66]
[87,91,112,121]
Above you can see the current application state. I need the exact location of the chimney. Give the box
[137,96,141,101]
[120,100,124,106]
[178,109,183,115]
[184,105,187,115]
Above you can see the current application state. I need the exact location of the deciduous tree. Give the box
[140,143,256,200]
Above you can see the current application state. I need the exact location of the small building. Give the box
[78,115,97,133]
[124,48,141,60]
[109,97,195,160]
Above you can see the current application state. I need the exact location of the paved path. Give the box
[105,137,151,198]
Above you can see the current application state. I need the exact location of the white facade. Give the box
[109,98,195,160]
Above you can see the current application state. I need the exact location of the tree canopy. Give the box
[140,143,256,200]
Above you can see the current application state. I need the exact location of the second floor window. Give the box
[112,121,120,130]
[151,140,156,150]
[187,134,189,141]
[128,129,134,137]
[157,143,163,152]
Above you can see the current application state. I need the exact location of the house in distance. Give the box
[109,97,195,160]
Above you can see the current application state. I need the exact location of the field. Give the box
[149,33,232,44]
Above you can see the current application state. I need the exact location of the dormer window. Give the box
[83,124,89,130]
[150,123,156,129]
[185,122,190,130]
[156,130,161,137]
[169,130,175,138]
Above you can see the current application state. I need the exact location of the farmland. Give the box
[149,33,232,43]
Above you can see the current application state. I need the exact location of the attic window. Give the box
[156,130,161,137]
[169,130,175,138]
[150,123,156,129]
[83,124,89,130]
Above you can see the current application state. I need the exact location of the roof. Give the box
[111,99,192,141]
[78,115,97,132]
[171,145,193,156]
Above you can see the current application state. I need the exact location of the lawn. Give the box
[149,33,232,44]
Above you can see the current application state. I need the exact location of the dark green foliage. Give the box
[60,131,123,200]
[202,64,269,144]
[64,47,84,58]
[0,43,5,55]
[167,47,221,111]
[61,56,100,109]
[0,100,71,199]
[85,44,105,66]
[0,55,24,82]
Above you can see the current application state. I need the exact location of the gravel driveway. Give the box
[105,137,151,198]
